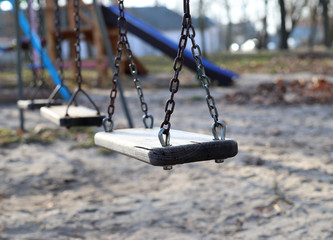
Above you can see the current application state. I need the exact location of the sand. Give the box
[0,73,333,240]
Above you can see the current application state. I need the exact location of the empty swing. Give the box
[94,0,238,170]
[17,0,62,110]
[40,0,105,127]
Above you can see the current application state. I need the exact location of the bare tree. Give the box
[198,0,207,57]
[258,0,269,49]
[278,0,309,49]
[320,0,331,47]
[224,0,232,50]
[278,0,288,49]
[307,0,319,50]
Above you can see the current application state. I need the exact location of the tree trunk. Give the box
[262,0,269,49]
[308,4,318,51]
[278,0,288,49]
[224,0,232,50]
[320,0,331,48]
[198,0,207,57]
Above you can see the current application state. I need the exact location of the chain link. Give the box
[74,0,82,89]
[105,0,153,131]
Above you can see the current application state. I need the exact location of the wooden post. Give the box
[45,1,56,62]
[67,0,77,81]
[91,5,107,87]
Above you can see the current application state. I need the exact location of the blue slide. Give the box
[103,6,238,86]
[9,0,71,100]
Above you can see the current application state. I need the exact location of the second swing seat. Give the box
[17,99,62,110]
[40,105,105,127]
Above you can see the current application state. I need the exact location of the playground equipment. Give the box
[43,0,147,88]
[17,0,62,110]
[95,0,238,170]
[103,5,238,86]
[40,0,105,127]
[11,0,132,130]
[9,0,71,100]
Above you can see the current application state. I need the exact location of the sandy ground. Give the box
[0,73,333,240]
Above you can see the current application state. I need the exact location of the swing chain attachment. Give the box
[105,0,153,131]
[212,120,226,164]
[103,117,114,132]
[159,0,191,146]
[212,120,226,141]
[158,127,171,147]
[143,114,154,129]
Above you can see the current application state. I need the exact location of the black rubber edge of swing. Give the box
[18,99,63,110]
[147,139,238,166]
[59,115,106,127]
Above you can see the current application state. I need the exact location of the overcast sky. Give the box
[0,0,280,34]
[108,0,279,34]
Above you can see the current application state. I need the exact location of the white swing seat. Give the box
[40,105,105,127]
[17,99,62,110]
[94,128,238,167]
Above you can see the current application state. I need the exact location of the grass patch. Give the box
[187,95,204,102]
[97,147,115,155]
[0,128,22,147]
[140,55,174,73]
[0,126,100,150]
[3,50,333,91]
[65,127,96,149]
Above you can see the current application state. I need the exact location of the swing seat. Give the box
[94,128,238,167]
[17,99,62,110]
[40,105,105,127]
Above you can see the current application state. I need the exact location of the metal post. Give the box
[14,0,25,131]
[92,0,133,128]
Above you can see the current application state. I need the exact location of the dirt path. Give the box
[0,74,333,239]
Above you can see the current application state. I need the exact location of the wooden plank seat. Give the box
[94,128,238,168]
[17,99,62,110]
[40,105,105,127]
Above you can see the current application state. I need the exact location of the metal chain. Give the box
[159,0,225,146]
[53,0,64,84]
[187,1,226,140]
[27,0,38,88]
[37,0,46,85]
[47,0,66,104]
[188,26,218,124]
[104,0,153,132]
[188,23,226,140]
[123,31,153,128]
[74,0,83,90]
[159,0,191,146]
[66,0,101,116]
